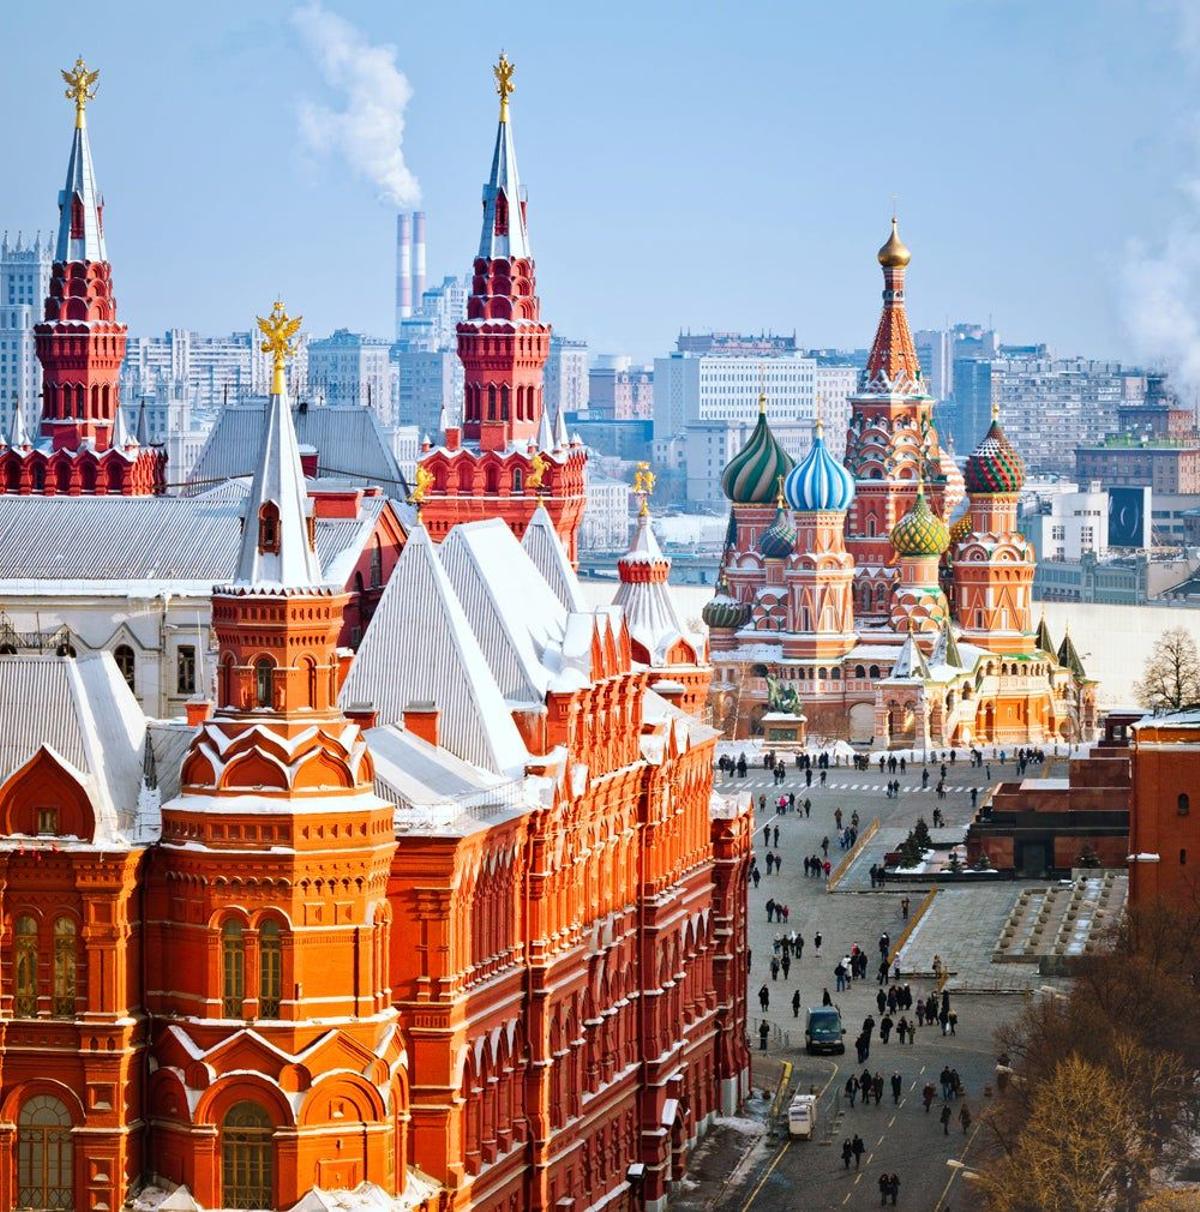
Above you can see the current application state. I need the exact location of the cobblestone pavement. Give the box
[679,753,1056,1211]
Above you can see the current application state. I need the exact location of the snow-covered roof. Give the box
[231,386,322,590]
[189,401,407,500]
[0,493,388,595]
[521,505,587,612]
[340,525,530,777]
[0,653,147,846]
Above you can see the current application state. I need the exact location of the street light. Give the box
[945,1158,982,1182]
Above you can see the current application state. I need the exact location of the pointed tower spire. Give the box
[864,216,921,394]
[10,404,30,450]
[112,404,133,448]
[135,398,151,446]
[1034,613,1056,656]
[535,403,553,452]
[233,301,321,589]
[479,53,531,260]
[553,404,569,450]
[55,58,107,264]
[1058,627,1087,678]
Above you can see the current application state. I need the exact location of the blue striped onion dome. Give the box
[758,505,797,559]
[721,405,795,504]
[891,486,950,557]
[784,426,855,511]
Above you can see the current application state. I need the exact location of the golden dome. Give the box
[877,217,911,268]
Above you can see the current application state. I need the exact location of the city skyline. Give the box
[1,2,1197,373]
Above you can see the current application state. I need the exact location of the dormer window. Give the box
[70,195,85,240]
[494,189,509,237]
[258,503,281,554]
[36,808,59,836]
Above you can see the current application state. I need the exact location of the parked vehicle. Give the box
[787,1093,818,1138]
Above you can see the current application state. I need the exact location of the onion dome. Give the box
[965,408,1025,494]
[877,216,911,268]
[784,420,855,512]
[949,512,972,545]
[758,503,797,559]
[891,486,950,557]
[702,577,751,630]
[721,396,795,504]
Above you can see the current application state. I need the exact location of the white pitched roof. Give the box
[341,524,530,777]
[553,405,569,450]
[0,653,146,846]
[55,120,107,264]
[521,505,586,611]
[232,387,322,589]
[439,519,568,704]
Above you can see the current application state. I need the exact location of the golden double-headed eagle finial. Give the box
[256,300,302,396]
[62,57,100,129]
[494,52,515,122]
[633,461,656,517]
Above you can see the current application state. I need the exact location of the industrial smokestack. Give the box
[412,210,427,312]
[396,212,413,334]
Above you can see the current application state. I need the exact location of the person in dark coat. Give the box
[758,1020,770,1051]
[851,1134,864,1168]
[891,1072,902,1105]
[940,1103,952,1135]
[842,1138,854,1169]
[887,1174,900,1206]
[792,989,801,1018]
[845,1075,858,1108]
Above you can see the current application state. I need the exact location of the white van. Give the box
[787,1093,817,1139]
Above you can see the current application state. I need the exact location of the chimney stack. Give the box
[396,212,413,334]
[412,211,427,313]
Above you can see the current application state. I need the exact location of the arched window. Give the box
[832,667,841,680]
[1179,794,1191,816]
[52,917,76,1018]
[485,465,500,494]
[869,665,880,679]
[867,517,876,537]
[500,384,510,420]
[55,461,71,493]
[370,536,383,588]
[875,584,887,609]
[220,654,234,705]
[254,659,273,709]
[79,462,96,493]
[494,188,509,236]
[512,467,524,494]
[458,461,474,493]
[222,920,245,1017]
[259,921,282,1018]
[113,644,135,691]
[487,385,497,420]
[301,657,317,710]
[258,503,280,555]
[31,462,44,491]
[221,1102,273,1209]
[18,1095,73,1211]
[14,915,37,1017]
[4,460,19,493]
[855,665,866,678]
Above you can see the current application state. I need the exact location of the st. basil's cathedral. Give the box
[703,221,1097,747]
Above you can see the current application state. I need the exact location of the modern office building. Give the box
[1022,482,1110,562]
[0,232,52,438]
[914,327,954,402]
[589,354,653,420]
[545,334,589,419]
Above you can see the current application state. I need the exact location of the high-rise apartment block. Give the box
[307,328,391,411]
[546,334,589,418]
[0,233,52,437]
[588,353,652,420]
[812,361,856,458]
[914,327,953,402]
[392,276,470,433]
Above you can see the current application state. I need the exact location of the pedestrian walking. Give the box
[845,1076,858,1108]
[948,1008,958,1035]
[781,954,791,980]
[922,1081,935,1112]
[890,1072,902,1105]
[792,989,801,1019]
[822,986,832,1005]
[821,836,830,857]
[814,931,822,956]
[758,984,769,1012]
[758,1020,769,1051]
[770,957,780,981]
[873,1073,884,1104]
[852,1135,864,1169]
[878,1174,890,1206]
[959,1103,972,1134]
[887,1174,899,1206]
[940,1104,952,1135]
[842,1138,853,1170]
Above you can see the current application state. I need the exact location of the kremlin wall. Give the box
[0,47,1195,1212]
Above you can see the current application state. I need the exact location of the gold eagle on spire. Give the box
[256,300,302,367]
[62,57,99,125]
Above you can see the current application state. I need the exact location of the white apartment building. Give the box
[0,233,51,437]
[1024,482,1109,561]
[813,364,856,458]
[546,335,589,419]
[914,328,954,402]
[652,351,817,440]
[392,276,471,437]
[308,329,391,413]
[580,471,632,552]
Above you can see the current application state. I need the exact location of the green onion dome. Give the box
[891,486,950,557]
[758,504,797,559]
[702,579,751,630]
[721,398,795,504]
[965,412,1025,494]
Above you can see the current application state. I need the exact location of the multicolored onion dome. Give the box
[964,416,1025,495]
[721,403,795,504]
[784,425,855,512]
[758,505,797,559]
[891,486,950,557]
[949,512,972,545]
[702,583,751,630]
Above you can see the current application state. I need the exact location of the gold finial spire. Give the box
[62,57,100,130]
[877,214,912,268]
[991,399,1001,423]
[633,460,656,517]
[814,414,825,440]
[757,390,767,415]
[494,52,515,123]
[256,299,302,396]
[775,474,786,509]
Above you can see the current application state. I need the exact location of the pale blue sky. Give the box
[1,1,1194,365]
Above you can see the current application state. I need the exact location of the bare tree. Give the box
[1134,627,1200,714]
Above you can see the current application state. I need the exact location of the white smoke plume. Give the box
[291,2,421,208]
[1122,4,1200,394]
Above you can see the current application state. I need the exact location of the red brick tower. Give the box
[0,60,164,495]
[417,55,586,562]
[843,219,947,620]
[144,304,406,1209]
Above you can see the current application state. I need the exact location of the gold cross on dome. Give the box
[494,53,516,122]
[62,57,99,129]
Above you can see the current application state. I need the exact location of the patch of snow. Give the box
[713,1115,767,1136]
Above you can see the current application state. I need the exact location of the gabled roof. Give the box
[889,628,931,680]
[188,400,407,500]
[341,525,530,777]
[1058,629,1088,678]
[439,519,568,704]
[55,119,107,263]
[521,505,587,611]
[231,385,322,590]
[0,653,146,846]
